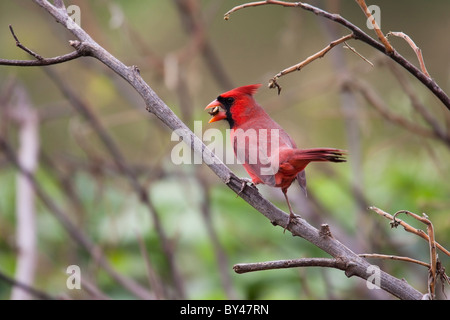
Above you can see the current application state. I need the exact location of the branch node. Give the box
[319,224,333,238]
[69,40,81,48]
[9,25,43,60]
[344,260,358,278]
[268,78,281,95]
[131,65,141,75]
[386,31,431,78]
[390,219,400,229]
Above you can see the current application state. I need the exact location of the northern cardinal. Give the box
[205,84,346,230]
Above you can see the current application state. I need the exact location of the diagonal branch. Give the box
[269,33,355,94]
[369,207,450,257]
[224,0,450,111]
[359,253,430,268]
[0,137,153,300]
[42,67,186,299]
[392,210,437,298]
[346,77,450,148]
[354,0,393,53]
[0,269,54,300]
[386,31,430,78]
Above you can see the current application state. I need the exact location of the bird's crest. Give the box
[232,84,261,97]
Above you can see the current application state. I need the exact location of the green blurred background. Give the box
[0,0,449,299]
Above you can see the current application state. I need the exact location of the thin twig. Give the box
[343,41,373,67]
[392,210,437,298]
[135,231,166,299]
[369,207,450,257]
[172,0,233,90]
[0,137,154,300]
[0,269,54,300]
[346,78,450,147]
[8,83,39,300]
[359,253,430,268]
[43,67,186,299]
[383,59,450,147]
[269,33,355,94]
[0,51,83,66]
[233,257,348,274]
[9,25,43,60]
[224,0,450,110]
[387,31,431,78]
[4,24,183,296]
[0,25,84,66]
[198,175,237,299]
[354,0,393,53]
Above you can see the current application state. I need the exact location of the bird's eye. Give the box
[217,96,234,107]
[226,97,234,104]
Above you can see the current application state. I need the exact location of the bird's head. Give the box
[205,84,262,128]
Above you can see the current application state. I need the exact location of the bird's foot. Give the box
[237,177,255,196]
[283,212,300,234]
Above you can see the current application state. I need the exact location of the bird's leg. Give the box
[238,177,255,195]
[282,189,299,233]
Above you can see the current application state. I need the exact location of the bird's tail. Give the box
[290,148,346,197]
[293,148,347,163]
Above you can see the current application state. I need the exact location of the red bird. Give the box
[205,84,346,230]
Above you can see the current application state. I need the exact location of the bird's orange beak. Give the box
[205,99,227,123]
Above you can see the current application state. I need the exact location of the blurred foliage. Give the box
[0,0,449,299]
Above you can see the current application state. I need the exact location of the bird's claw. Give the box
[237,178,255,196]
[283,212,300,234]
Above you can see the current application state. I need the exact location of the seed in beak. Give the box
[208,106,220,116]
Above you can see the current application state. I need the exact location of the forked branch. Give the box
[370,207,450,299]
[0,25,85,66]
[224,0,450,110]
[269,33,355,94]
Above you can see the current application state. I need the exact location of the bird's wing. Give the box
[232,129,277,187]
[296,170,307,196]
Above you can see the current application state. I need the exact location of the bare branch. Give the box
[392,210,437,298]
[9,25,43,60]
[0,51,83,67]
[135,231,167,300]
[0,25,84,66]
[369,207,450,257]
[269,33,355,94]
[346,77,450,148]
[224,0,450,110]
[355,0,393,53]
[42,67,186,299]
[359,253,430,268]
[7,83,39,300]
[387,31,431,77]
[233,257,348,274]
[343,41,373,67]
[0,269,54,300]
[383,59,450,146]
[0,137,154,300]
